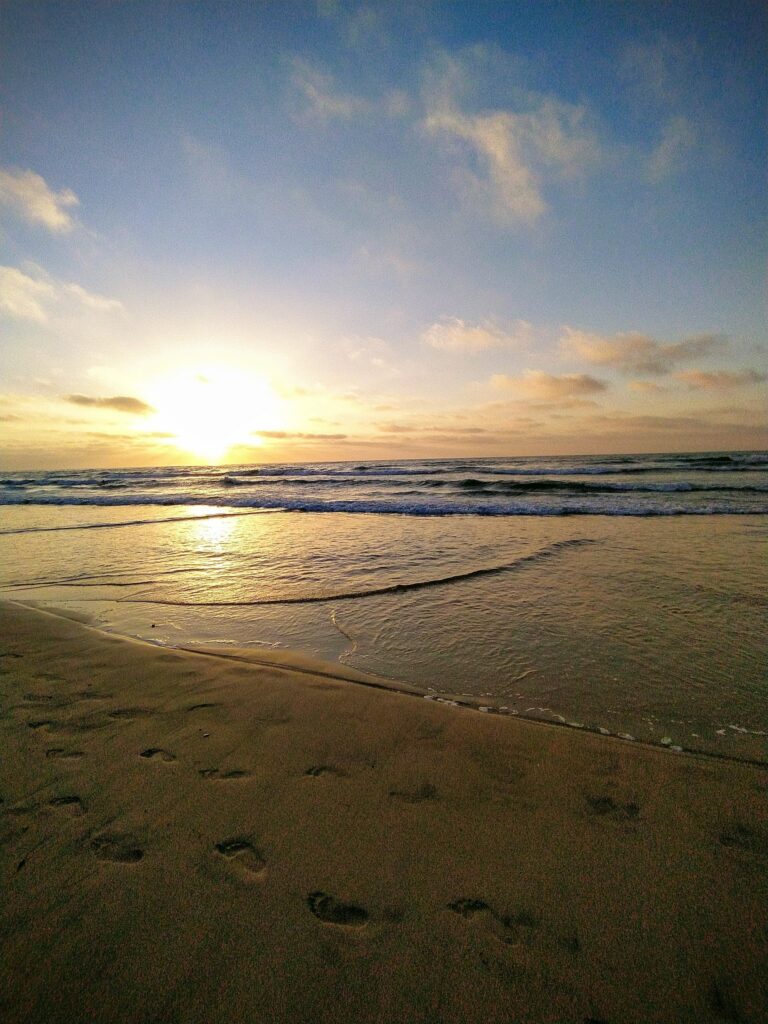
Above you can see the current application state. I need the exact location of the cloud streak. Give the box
[561,326,724,375]
[675,369,767,390]
[255,430,348,440]
[491,370,607,401]
[64,395,156,415]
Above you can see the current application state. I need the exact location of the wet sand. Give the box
[1,601,766,1023]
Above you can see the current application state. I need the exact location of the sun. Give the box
[146,365,284,462]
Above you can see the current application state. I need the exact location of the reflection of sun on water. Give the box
[186,512,239,601]
[194,512,237,551]
[147,366,284,462]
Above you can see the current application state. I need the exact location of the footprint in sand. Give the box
[214,838,266,878]
[719,823,768,856]
[448,898,540,945]
[27,719,54,731]
[91,833,144,863]
[46,747,84,760]
[49,795,85,816]
[307,891,369,927]
[389,782,438,803]
[199,768,251,780]
[304,765,348,778]
[139,748,176,763]
[108,707,155,720]
[585,794,640,821]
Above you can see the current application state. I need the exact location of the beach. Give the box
[1,600,766,1024]
[3,0,765,1017]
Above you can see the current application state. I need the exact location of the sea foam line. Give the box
[0,507,284,536]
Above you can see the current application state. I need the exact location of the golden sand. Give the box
[1,601,766,1023]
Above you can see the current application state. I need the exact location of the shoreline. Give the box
[1,599,767,1023]
[10,598,768,770]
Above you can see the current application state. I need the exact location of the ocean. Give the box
[1,450,766,762]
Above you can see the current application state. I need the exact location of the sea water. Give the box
[1,451,765,762]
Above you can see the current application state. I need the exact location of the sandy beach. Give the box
[0,601,765,1023]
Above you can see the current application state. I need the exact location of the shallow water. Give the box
[1,487,765,763]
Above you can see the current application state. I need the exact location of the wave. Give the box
[1,451,765,520]
[113,539,597,607]
[6,473,767,499]
[446,478,768,495]
[4,460,766,493]
[0,491,766,516]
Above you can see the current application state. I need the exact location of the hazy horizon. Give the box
[2,445,766,476]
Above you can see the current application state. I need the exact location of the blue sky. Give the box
[0,0,765,467]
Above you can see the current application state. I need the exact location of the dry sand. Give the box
[0,600,766,1024]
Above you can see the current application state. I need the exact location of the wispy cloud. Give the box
[256,429,347,440]
[376,422,491,437]
[647,115,696,182]
[0,167,79,232]
[64,395,155,415]
[0,264,123,323]
[490,370,607,401]
[290,57,369,123]
[340,335,397,372]
[316,1,389,50]
[620,37,701,182]
[675,369,767,390]
[620,36,696,109]
[423,50,602,224]
[423,317,532,353]
[561,326,724,375]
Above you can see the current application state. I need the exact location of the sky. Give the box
[0,0,766,469]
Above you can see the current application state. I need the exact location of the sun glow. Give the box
[146,366,284,462]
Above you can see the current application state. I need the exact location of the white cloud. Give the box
[427,108,545,222]
[490,370,607,401]
[647,116,696,182]
[675,369,767,390]
[423,317,533,353]
[0,264,123,323]
[0,167,79,232]
[0,266,55,321]
[62,283,122,312]
[561,326,724,375]
[290,58,369,123]
[423,52,602,224]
